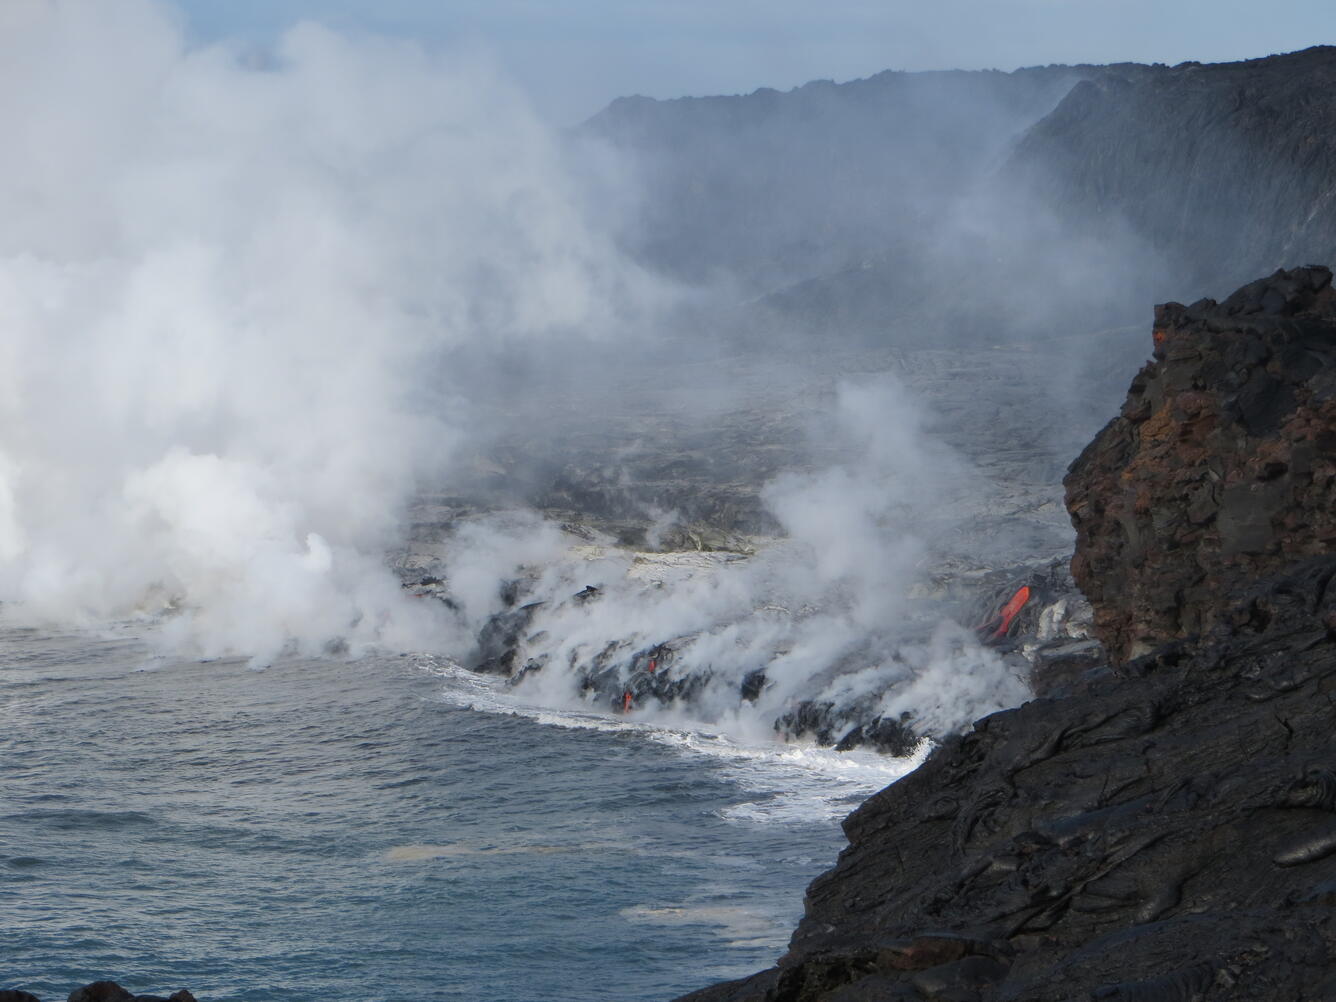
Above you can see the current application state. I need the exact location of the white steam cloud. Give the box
[439,377,1029,742]
[0,0,659,659]
[0,0,1034,747]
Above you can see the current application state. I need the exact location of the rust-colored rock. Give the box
[1065,265,1336,662]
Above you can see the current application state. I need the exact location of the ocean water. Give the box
[1,625,918,1002]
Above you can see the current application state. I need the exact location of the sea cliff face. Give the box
[1067,266,1336,662]
[676,267,1336,1001]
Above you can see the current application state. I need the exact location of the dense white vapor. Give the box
[1,0,1033,746]
[441,377,1029,742]
[0,0,658,658]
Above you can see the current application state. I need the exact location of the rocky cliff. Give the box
[444,50,1336,564]
[675,267,1336,1001]
[1067,265,1336,662]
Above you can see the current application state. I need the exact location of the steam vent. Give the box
[679,266,1336,1001]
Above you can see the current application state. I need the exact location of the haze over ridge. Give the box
[170,0,1336,122]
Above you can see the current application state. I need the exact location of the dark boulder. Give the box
[67,985,133,1002]
[833,715,919,757]
[0,991,42,1002]
[63,984,194,1002]
[470,600,544,675]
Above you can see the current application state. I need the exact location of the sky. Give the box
[169,0,1336,123]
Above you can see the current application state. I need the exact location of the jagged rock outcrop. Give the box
[680,558,1336,1001]
[1066,265,1336,662]
[675,267,1336,1001]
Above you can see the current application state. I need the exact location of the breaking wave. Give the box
[424,656,931,822]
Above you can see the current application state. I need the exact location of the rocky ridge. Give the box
[676,267,1336,1001]
[441,50,1336,602]
[586,48,1336,352]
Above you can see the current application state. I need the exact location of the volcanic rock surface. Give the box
[675,266,1336,1001]
[409,52,1336,753]
[1067,265,1336,662]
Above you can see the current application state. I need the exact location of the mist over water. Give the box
[0,0,1049,749]
[427,376,1031,743]
[0,0,671,662]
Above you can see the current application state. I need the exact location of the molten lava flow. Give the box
[975,584,1032,645]
[990,585,1031,640]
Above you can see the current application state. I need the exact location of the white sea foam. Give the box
[621,904,791,949]
[420,656,923,824]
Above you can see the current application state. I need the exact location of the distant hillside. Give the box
[582,64,1103,293]
[1007,46,1336,296]
[581,48,1336,346]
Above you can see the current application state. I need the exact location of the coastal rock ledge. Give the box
[677,266,1336,1002]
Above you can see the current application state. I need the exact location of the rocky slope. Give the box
[399,319,1133,754]
[675,268,1336,1001]
[440,49,1336,582]
[419,51,1336,613]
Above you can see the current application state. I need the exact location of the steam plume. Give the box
[0,0,657,660]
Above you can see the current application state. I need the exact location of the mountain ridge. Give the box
[582,47,1336,347]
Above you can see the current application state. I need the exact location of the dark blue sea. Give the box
[1,626,916,1001]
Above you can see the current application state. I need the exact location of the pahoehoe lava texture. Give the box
[676,268,1336,1001]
